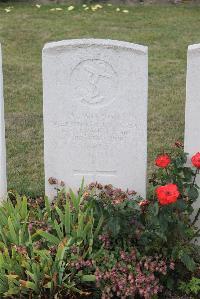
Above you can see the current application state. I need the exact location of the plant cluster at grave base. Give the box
[0,144,200,298]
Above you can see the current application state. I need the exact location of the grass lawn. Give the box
[0,2,200,197]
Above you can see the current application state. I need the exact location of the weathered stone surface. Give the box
[184,43,200,235]
[0,44,7,200]
[43,39,148,199]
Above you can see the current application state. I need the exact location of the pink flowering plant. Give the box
[0,143,199,298]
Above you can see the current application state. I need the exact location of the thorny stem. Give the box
[192,168,199,187]
[190,228,200,242]
[165,167,170,178]
[191,207,200,227]
[182,227,200,245]
[189,168,200,228]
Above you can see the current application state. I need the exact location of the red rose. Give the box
[191,152,200,169]
[155,154,171,168]
[156,184,179,205]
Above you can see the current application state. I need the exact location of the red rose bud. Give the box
[174,141,184,148]
[191,152,200,169]
[156,184,179,205]
[155,154,171,168]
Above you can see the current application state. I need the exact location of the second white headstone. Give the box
[43,39,148,199]
[185,43,200,236]
[0,44,7,200]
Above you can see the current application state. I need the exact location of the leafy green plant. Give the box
[0,195,29,247]
[0,187,101,298]
[142,149,200,266]
[0,145,199,298]
[179,277,200,296]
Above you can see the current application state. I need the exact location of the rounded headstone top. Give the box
[43,39,148,55]
[188,43,200,54]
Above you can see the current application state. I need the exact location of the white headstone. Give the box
[0,44,7,200]
[43,39,148,199]
[185,44,200,234]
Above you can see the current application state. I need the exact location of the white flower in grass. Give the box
[84,7,89,10]
[35,4,41,8]
[5,6,13,13]
[107,3,112,6]
[116,7,120,12]
[50,8,63,11]
[91,6,96,11]
[68,6,75,11]
[91,4,103,11]
[122,9,129,13]
[82,4,87,7]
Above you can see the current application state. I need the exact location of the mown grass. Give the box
[0,2,200,196]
